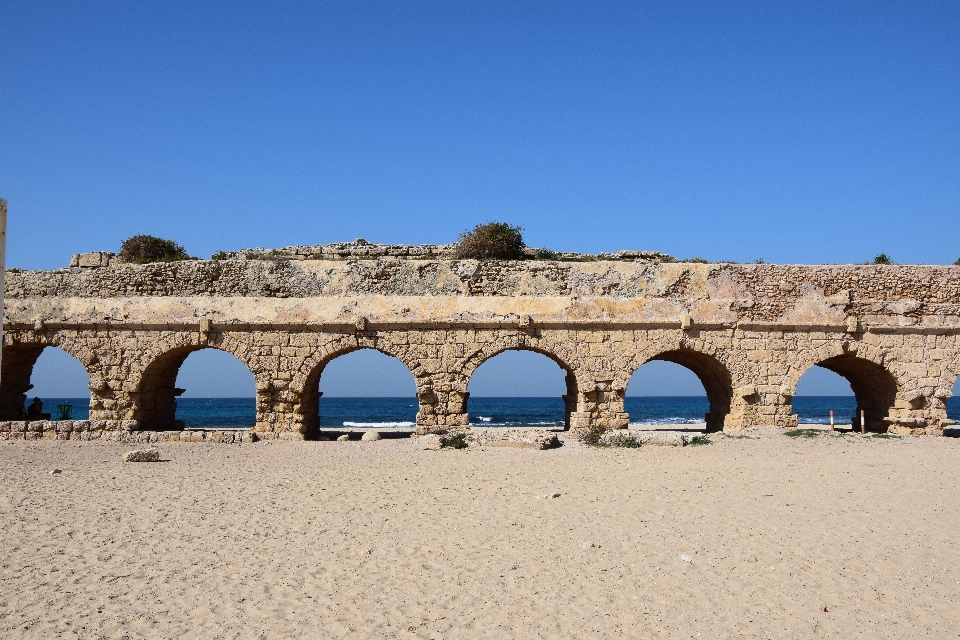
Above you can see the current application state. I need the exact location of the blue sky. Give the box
[6,2,958,399]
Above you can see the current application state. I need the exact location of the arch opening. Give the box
[134,347,255,430]
[0,345,91,420]
[789,355,897,432]
[626,349,732,432]
[948,375,960,427]
[625,360,709,429]
[466,349,575,428]
[792,364,856,427]
[301,348,417,439]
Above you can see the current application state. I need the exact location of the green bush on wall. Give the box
[454,222,526,260]
[119,235,194,264]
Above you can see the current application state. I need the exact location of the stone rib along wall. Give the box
[0,420,253,444]
[4,258,960,438]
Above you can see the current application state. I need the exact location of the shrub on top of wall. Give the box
[873,253,893,265]
[453,222,526,260]
[532,247,559,260]
[118,235,195,264]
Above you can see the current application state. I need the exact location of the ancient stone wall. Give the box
[5,255,960,438]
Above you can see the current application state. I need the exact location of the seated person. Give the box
[26,397,51,421]
[18,404,28,419]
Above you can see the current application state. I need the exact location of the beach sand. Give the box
[1,430,958,639]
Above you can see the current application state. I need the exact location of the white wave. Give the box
[629,417,705,425]
[341,421,415,428]
[468,421,562,427]
[476,416,492,422]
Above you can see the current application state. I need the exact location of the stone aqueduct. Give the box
[4,245,960,439]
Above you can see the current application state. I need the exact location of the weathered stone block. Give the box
[468,428,559,450]
[123,448,159,462]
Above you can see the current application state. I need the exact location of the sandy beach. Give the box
[2,430,959,639]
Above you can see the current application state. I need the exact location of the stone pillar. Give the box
[885,388,954,436]
[254,377,307,440]
[569,378,628,430]
[414,383,439,426]
[0,198,6,393]
[724,385,797,432]
[410,375,469,428]
[561,373,577,429]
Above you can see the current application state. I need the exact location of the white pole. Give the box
[0,199,6,391]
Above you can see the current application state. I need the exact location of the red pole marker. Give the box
[830,410,835,431]
[860,409,865,434]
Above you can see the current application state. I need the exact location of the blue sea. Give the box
[32,396,960,429]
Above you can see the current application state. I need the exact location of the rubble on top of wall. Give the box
[210,240,675,264]
[68,240,676,267]
[69,251,116,268]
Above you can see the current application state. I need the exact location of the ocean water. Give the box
[29,396,960,429]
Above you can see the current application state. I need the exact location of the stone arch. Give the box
[784,343,899,432]
[297,339,420,439]
[620,342,734,432]
[0,335,96,420]
[131,334,260,430]
[290,333,426,394]
[461,338,578,386]
[462,343,579,428]
[935,351,960,401]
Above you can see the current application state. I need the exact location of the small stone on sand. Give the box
[361,431,381,441]
[336,435,349,442]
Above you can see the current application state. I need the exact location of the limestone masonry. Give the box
[5,242,960,441]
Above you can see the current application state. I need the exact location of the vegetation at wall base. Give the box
[688,435,712,445]
[784,428,822,438]
[454,222,526,260]
[574,425,607,445]
[441,432,469,449]
[119,235,194,264]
